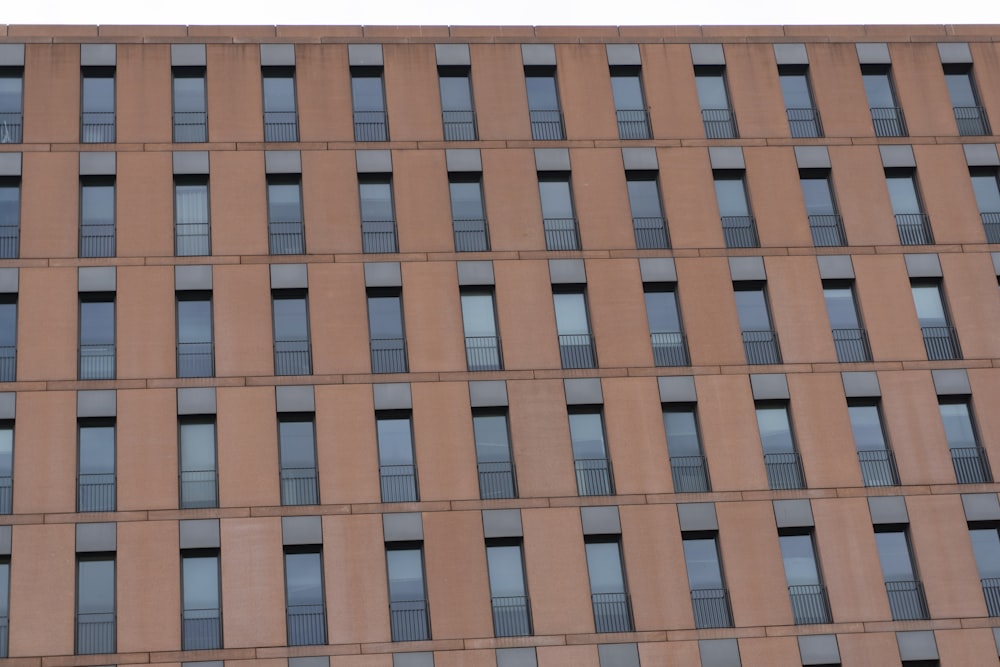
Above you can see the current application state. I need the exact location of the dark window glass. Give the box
[284,549,326,645]
[944,65,990,136]
[179,418,217,509]
[875,530,918,581]
[0,558,8,656]
[780,532,830,624]
[176,292,213,378]
[461,290,501,371]
[0,68,23,144]
[734,286,775,331]
[439,67,477,141]
[79,295,115,380]
[449,174,489,251]
[525,68,564,140]
[272,292,312,376]
[644,287,682,334]
[683,534,732,628]
[487,541,531,636]
[367,290,407,374]
[81,68,115,143]
[181,551,221,650]
[627,172,669,249]
[266,176,305,255]
[0,423,11,515]
[172,67,207,142]
[800,170,844,246]
[569,410,614,496]
[714,172,757,248]
[360,176,397,253]
[779,66,822,137]
[848,402,899,487]
[0,297,15,381]
[278,414,318,506]
[875,528,929,620]
[970,528,1000,579]
[695,66,737,138]
[585,538,633,632]
[911,281,960,360]
[824,282,870,363]
[553,289,596,369]
[473,409,516,500]
[174,176,210,256]
[971,168,1000,243]
[78,420,115,512]
[538,173,579,251]
[386,546,430,641]
[663,406,710,493]
[823,285,861,329]
[0,178,19,259]
[262,67,298,142]
[940,399,991,484]
[885,170,935,241]
[862,65,906,137]
[610,67,650,139]
[80,177,115,258]
[756,403,805,490]
[378,413,417,502]
[76,556,115,654]
[352,68,388,141]
[644,284,688,367]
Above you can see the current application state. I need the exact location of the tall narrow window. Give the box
[439,66,477,141]
[969,168,1000,243]
[714,171,758,248]
[179,417,217,509]
[734,285,781,365]
[367,289,408,374]
[944,64,990,136]
[386,545,430,641]
[0,178,18,259]
[76,556,115,654]
[525,67,564,140]
[862,64,907,137]
[262,67,298,142]
[569,409,614,497]
[352,67,388,141]
[272,291,312,376]
[779,65,822,137]
[875,528,929,620]
[939,398,991,484]
[683,534,732,628]
[626,171,670,250]
[663,406,710,493]
[176,292,213,378]
[755,403,805,490]
[80,176,115,258]
[610,66,651,139]
[643,284,689,367]
[584,538,634,633]
[181,550,222,650]
[461,289,502,371]
[449,173,489,252]
[77,419,115,512]
[799,170,845,247]
[0,67,23,144]
[359,176,397,253]
[553,289,596,369]
[823,282,871,363]
[377,412,418,503]
[473,409,517,500]
[0,558,8,657]
[284,549,327,646]
[538,173,579,251]
[487,540,532,637]
[0,422,11,515]
[266,175,305,255]
[0,296,15,381]
[79,294,115,380]
[968,526,1000,616]
[172,67,207,142]
[779,532,831,624]
[886,170,933,245]
[695,66,738,138]
[911,281,961,361]
[278,414,319,506]
[848,402,899,487]
[174,176,210,256]
[81,67,115,143]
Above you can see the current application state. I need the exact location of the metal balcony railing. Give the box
[80,224,115,258]
[380,464,418,503]
[787,107,823,138]
[670,455,710,493]
[80,344,115,380]
[371,337,408,374]
[529,110,565,140]
[559,334,597,369]
[0,113,21,144]
[651,331,689,367]
[280,466,319,506]
[764,452,805,490]
[592,592,633,633]
[268,220,305,255]
[173,112,207,142]
[0,225,19,259]
[175,221,210,256]
[895,213,934,246]
[453,218,490,252]
[858,449,900,487]
[832,328,872,363]
[180,469,217,509]
[286,603,327,646]
[789,584,832,625]
[82,112,115,143]
[442,110,478,141]
[465,336,503,371]
[263,112,298,142]
[182,607,222,650]
[478,461,517,500]
[808,214,846,247]
[0,614,7,657]
[492,595,532,637]
[575,457,614,496]
[721,215,759,248]
[702,108,738,139]
[543,217,580,251]
[982,578,1000,617]
[885,580,929,621]
[177,342,213,378]
[633,216,670,250]
[982,212,1000,244]
[616,109,651,140]
[78,473,115,512]
[354,111,389,142]
[274,339,312,376]
[362,220,398,254]
[742,330,782,365]
[76,611,114,654]
[954,106,991,136]
[691,587,733,628]
[921,326,961,361]
[0,346,14,382]
[871,107,907,137]
[0,475,10,514]
[951,446,993,484]
[390,599,429,641]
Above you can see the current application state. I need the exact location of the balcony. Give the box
[286,603,327,646]
[78,473,115,512]
[633,216,670,250]
[81,112,115,143]
[453,217,489,252]
[670,455,710,493]
[808,214,846,247]
[721,215,759,248]
[492,596,532,637]
[951,446,992,484]
[173,111,207,142]
[787,107,823,138]
[543,217,580,251]
[180,469,217,509]
[858,449,900,487]
[0,346,14,381]
[764,452,805,490]
[76,611,114,654]
[263,111,298,142]
[832,328,872,363]
[268,220,305,255]
[529,110,564,141]
[559,334,597,369]
[691,587,733,628]
[80,224,115,258]
[885,580,929,621]
[0,225,19,259]
[789,584,832,625]
[742,330,782,365]
[575,457,614,497]
[592,592,633,633]
[175,221,210,256]
[380,464,418,503]
[895,213,934,246]
[465,336,503,372]
[362,220,398,254]
[870,107,907,137]
[79,344,115,380]
[182,607,222,650]
[177,342,213,378]
[478,461,517,500]
[371,337,408,374]
[390,599,429,641]
[0,475,10,514]
[0,614,6,657]
[921,326,961,361]
[983,211,1000,243]
[616,109,651,140]
[442,110,477,141]
[274,339,312,376]
[702,108,738,139]
[651,331,689,367]
[354,111,388,142]
[954,106,991,136]
[281,466,319,506]
[0,113,21,144]
[982,578,1000,617]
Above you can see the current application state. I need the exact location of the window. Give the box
[449,173,489,251]
[779,532,831,624]
[779,65,822,137]
[359,176,397,253]
[823,282,870,363]
[0,558,8,657]
[714,171,758,248]
[278,414,319,506]
[284,549,327,646]
[79,294,115,380]
[969,168,1000,243]
[939,398,991,484]
[553,289,596,369]
[174,176,210,256]
[861,65,906,137]
[755,403,805,490]
[683,534,732,628]
[172,66,207,142]
[0,67,22,143]
[386,545,430,641]
[584,538,633,632]
[910,281,961,360]
[352,67,388,141]
[0,296,15,381]
[262,67,298,142]
[663,406,710,493]
[0,422,11,514]
[179,417,217,509]
[799,170,845,247]
[461,289,502,371]
[626,171,670,249]
[266,175,305,255]
[486,540,532,637]
[525,67,564,140]
[473,409,517,500]
[81,67,115,143]
[538,173,579,251]
[569,409,614,496]
[734,285,781,364]
[77,419,115,512]
[0,178,18,259]
[272,291,312,376]
[610,66,651,139]
[944,64,990,135]
[80,176,115,258]
[367,289,408,374]
[874,528,928,620]
[76,555,115,654]
[439,66,477,140]
[968,526,1000,616]
[695,66,738,138]
[644,284,689,367]
[847,402,899,487]
[181,550,222,650]
[176,292,213,378]
[377,412,417,502]
[885,170,933,245]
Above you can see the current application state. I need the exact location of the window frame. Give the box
[178,415,219,510]
[78,292,116,380]
[523,65,564,140]
[351,66,389,141]
[175,290,214,379]
[79,175,116,258]
[171,65,208,143]
[384,542,431,641]
[77,417,116,513]
[777,64,822,137]
[283,546,327,646]
[472,407,517,500]
[271,289,313,376]
[0,66,24,144]
[277,412,320,506]
[448,171,490,252]
[75,553,116,655]
[376,409,418,503]
[366,287,408,374]
[80,66,116,143]
[180,548,223,650]
[261,65,299,142]
[359,173,398,253]
[173,174,211,256]
[265,173,306,255]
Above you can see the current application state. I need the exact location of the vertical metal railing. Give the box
[650,332,689,367]
[389,599,429,641]
[80,224,115,258]
[575,458,614,496]
[559,334,597,369]
[175,221,210,256]
[982,212,1000,244]
[492,596,532,637]
[871,107,907,137]
[591,592,633,633]
[0,475,11,514]
[78,473,115,512]
[691,588,733,628]
[75,611,115,654]
[0,614,7,657]
[808,214,846,247]
[921,326,961,361]
[895,213,934,245]
[0,113,22,144]
[858,449,900,487]
[529,110,564,140]
[832,328,872,363]
[180,469,217,509]
[0,226,19,259]
[173,112,207,142]
[764,452,805,490]
[742,330,782,365]
[885,580,929,621]
[362,220,398,253]
[370,337,408,374]
[788,584,832,625]
[951,447,993,484]
[787,107,823,138]
[286,603,327,646]
[263,112,298,142]
[670,456,710,493]
[478,461,517,500]
[721,215,758,248]
[442,111,478,141]
[380,464,418,503]
[0,346,15,382]
[465,336,503,371]
[982,578,1000,617]
[354,111,389,142]
[79,344,115,380]
[268,220,305,255]
[616,109,651,140]
[177,342,214,378]
[633,216,670,250]
[453,218,490,252]
[702,108,738,138]
[274,339,312,376]
[543,217,580,251]
[81,112,115,143]
[280,467,319,506]
[954,106,991,136]
[182,608,222,650]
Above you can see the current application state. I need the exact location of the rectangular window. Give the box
[266,175,305,255]
[0,177,18,259]
[584,538,633,632]
[714,171,758,248]
[940,398,991,484]
[779,532,831,624]
[449,173,490,251]
[626,171,670,249]
[179,417,217,509]
[377,412,417,502]
[386,545,430,641]
[569,409,614,497]
[176,291,213,378]
[461,289,502,371]
[862,64,906,136]
[970,167,1000,243]
[538,173,579,251]
[779,65,822,137]
[80,176,115,258]
[875,528,928,620]
[172,66,207,142]
[848,402,899,487]
[755,402,805,490]
[969,526,1000,616]
[610,66,651,139]
[76,555,115,654]
[525,67,564,140]
[643,284,689,367]
[823,282,871,363]
[695,66,737,138]
[486,540,531,637]
[359,175,397,253]
[0,422,11,515]
[79,294,115,380]
[352,67,388,141]
[473,409,517,500]
[799,169,845,246]
[553,289,596,369]
[0,67,23,144]
[181,550,222,650]
[0,296,16,381]
[284,549,327,646]
[886,170,933,245]
[174,176,210,256]
[439,66,477,141]
[944,64,990,135]
[683,534,732,628]
[663,406,710,493]
[734,284,781,364]
[367,289,408,374]
[262,67,298,142]
[0,558,8,657]
[911,281,961,360]
[278,414,319,506]
[77,419,115,512]
[272,291,312,376]
[81,67,115,143]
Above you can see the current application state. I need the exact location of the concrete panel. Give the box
[316,385,380,505]
[936,628,1000,667]
[639,258,676,283]
[119,388,177,511]
[879,144,916,168]
[598,644,639,667]
[497,647,537,667]
[117,521,180,652]
[557,44,617,141]
[469,381,507,407]
[117,44,171,144]
[446,149,482,173]
[696,375,769,491]
[904,253,942,278]
[171,43,206,66]
[604,376,671,495]
[581,506,620,535]
[749,374,788,400]
[482,510,522,538]
[869,496,909,524]
[394,150,453,253]
[0,394,13,420]
[856,43,891,64]
[699,639,741,667]
[659,376,696,403]
[356,149,392,174]
[774,43,808,65]
[264,150,301,174]
[816,255,854,280]
[413,382,478,502]
[564,378,603,405]
[436,44,469,66]
[522,44,555,66]
[177,387,216,415]
[173,150,209,175]
[206,43,263,142]
[77,389,116,417]
[522,507,593,634]
[349,44,383,66]
[210,151,268,255]
[773,499,814,528]
[218,387,279,508]
[324,514,390,644]
[13,391,75,513]
[0,44,24,67]
[482,149,545,251]
[393,654,433,667]
[81,43,116,66]
[456,261,493,286]
[17,267,76,380]
[691,44,726,66]
[471,44,531,141]
[709,147,745,170]
[9,524,75,655]
[964,143,999,166]
[798,635,840,665]
[509,379,576,498]
[270,263,308,289]
[622,147,658,171]
[282,515,322,545]
[423,510,493,639]
[384,43,441,141]
[383,512,423,542]
[220,518,287,648]
[793,145,830,169]
[214,264,273,377]
[677,503,718,532]
[963,493,1000,521]
[932,369,971,395]
[179,519,219,549]
[897,631,938,661]
[23,44,80,144]
[175,265,213,291]
[403,263,465,373]
[76,522,115,552]
[78,266,116,292]
[260,43,295,66]
[0,153,19,177]
[118,265,174,380]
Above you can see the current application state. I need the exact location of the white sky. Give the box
[4,0,1000,27]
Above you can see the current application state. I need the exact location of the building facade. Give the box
[0,22,997,667]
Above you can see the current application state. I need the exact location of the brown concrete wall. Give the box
[620,504,692,629]
[788,373,863,489]
[308,263,371,375]
[696,375,769,492]
[17,267,77,381]
[508,379,576,499]
[677,257,745,366]
[394,149,453,253]
[117,44,171,144]
[556,44,616,141]
[423,510,493,639]
[725,43,788,139]
[808,42,873,138]
[522,508,592,635]
[324,514,390,644]
[117,265,174,380]
[9,524,75,656]
[643,44,702,139]
[660,148,726,249]
[853,254,927,362]
[297,44,353,142]
[117,520,180,651]
[603,377,671,495]
[384,44,441,142]
[941,251,1000,359]
[766,255,837,364]
[22,44,79,144]
[207,43,263,142]
[402,262,465,373]
[116,151,173,258]
[213,264,273,377]
[118,388,177,510]
[220,517,287,647]
[218,387,279,507]
[880,370,955,486]
[13,391,75,514]
[481,148,545,251]
[209,150,268,256]
[20,152,78,260]
[316,384,380,505]
[494,259,560,371]
[746,147,814,249]
[572,149,633,251]
[472,44,531,141]
[586,259,652,369]
[412,382,478,502]
[301,149,363,255]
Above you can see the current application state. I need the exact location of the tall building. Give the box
[0,22,997,667]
